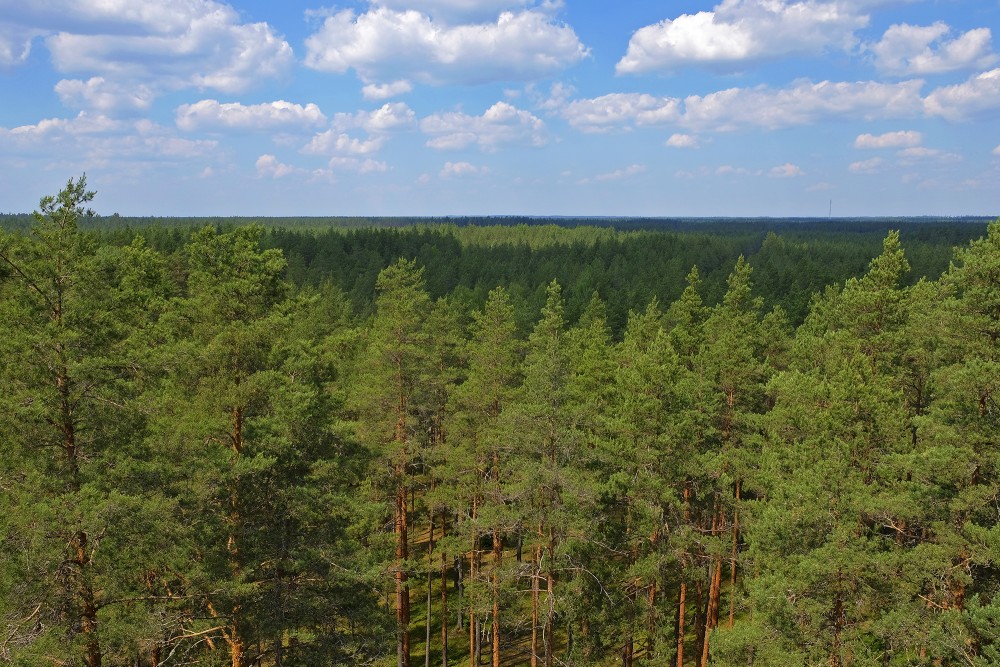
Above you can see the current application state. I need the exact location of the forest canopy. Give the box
[1,177,997,667]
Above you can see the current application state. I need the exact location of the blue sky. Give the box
[0,0,998,216]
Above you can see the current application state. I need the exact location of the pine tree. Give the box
[447,286,522,667]
[352,259,432,667]
[0,177,171,666]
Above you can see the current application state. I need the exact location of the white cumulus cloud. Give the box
[328,157,389,173]
[924,68,1000,120]
[362,79,414,100]
[0,24,38,67]
[561,93,680,132]
[303,8,587,86]
[372,0,538,22]
[769,162,803,178]
[680,78,924,132]
[0,0,293,108]
[849,157,884,173]
[421,102,545,150]
[616,0,868,74]
[896,146,961,164]
[176,100,327,132]
[303,132,386,156]
[332,102,417,133]
[872,23,996,76]
[854,130,922,149]
[0,112,217,170]
[440,161,488,177]
[256,154,301,179]
[666,133,698,148]
[55,77,155,113]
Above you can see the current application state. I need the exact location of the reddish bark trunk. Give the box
[676,582,686,667]
[492,527,501,667]
[531,545,540,667]
[729,481,741,629]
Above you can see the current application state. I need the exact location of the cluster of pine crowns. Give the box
[0,176,997,667]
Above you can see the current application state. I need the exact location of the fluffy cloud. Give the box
[872,23,996,76]
[616,0,868,74]
[666,133,698,148]
[176,100,327,132]
[561,93,680,132]
[301,102,416,161]
[421,102,545,150]
[440,161,488,177]
[558,79,924,134]
[924,68,1000,120]
[993,144,1000,156]
[849,157,884,172]
[332,102,417,133]
[896,146,961,164]
[681,79,924,131]
[0,24,37,67]
[256,154,301,179]
[854,130,922,149]
[1,112,124,144]
[373,0,538,22]
[302,132,386,156]
[327,156,389,173]
[54,77,155,113]
[0,112,217,168]
[0,0,293,108]
[362,79,414,100]
[303,8,586,86]
[769,162,803,177]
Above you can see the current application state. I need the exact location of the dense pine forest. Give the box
[1,177,997,667]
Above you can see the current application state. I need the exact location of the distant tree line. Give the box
[1,178,997,667]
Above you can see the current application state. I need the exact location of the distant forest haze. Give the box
[1,177,997,667]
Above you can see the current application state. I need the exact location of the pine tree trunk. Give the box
[531,544,540,667]
[229,635,245,667]
[426,516,434,667]
[396,474,411,667]
[395,380,411,667]
[693,579,704,665]
[228,404,246,667]
[545,531,555,667]
[470,497,478,667]
[701,504,723,667]
[74,531,102,667]
[647,582,657,658]
[676,581,686,667]
[441,531,449,667]
[728,481,741,629]
[492,527,501,667]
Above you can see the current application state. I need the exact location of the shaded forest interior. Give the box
[1,180,997,667]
